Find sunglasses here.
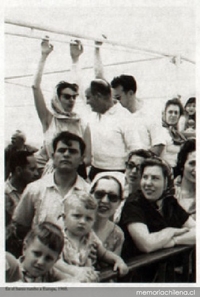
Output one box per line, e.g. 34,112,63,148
126,162,141,171
94,190,119,203
61,93,78,100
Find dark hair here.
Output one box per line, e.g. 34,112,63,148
127,149,154,163
55,81,79,98
52,131,86,155
111,75,137,94
164,98,184,116
185,97,196,108
24,222,64,255
176,139,196,177
90,79,111,98
90,175,123,201
140,158,172,188
9,151,34,174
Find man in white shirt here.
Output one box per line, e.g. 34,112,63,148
111,74,165,156
85,79,142,180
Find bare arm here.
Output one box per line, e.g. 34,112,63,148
82,124,91,166
32,38,53,132
127,222,189,253
97,245,129,276
94,41,105,79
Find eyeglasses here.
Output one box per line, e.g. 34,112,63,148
94,190,119,203
61,94,78,100
126,162,141,171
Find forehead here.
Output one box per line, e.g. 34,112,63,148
69,205,95,217
166,104,180,112
129,155,145,165
186,151,196,162
96,178,120,193
143,165,164,176
112,85,124,94
26,237,58,257
55,140,80,151
61,87,76,95
25,156,37,167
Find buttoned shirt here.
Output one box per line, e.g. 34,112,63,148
89,102,142,170
13,172,90,230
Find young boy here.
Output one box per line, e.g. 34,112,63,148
55,192,129,282
17,221,75,282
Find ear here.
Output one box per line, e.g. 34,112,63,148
15,166,23,176
22,242,27,254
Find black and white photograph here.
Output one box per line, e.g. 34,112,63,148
2,0,198,291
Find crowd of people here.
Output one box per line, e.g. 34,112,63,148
5,39,196,283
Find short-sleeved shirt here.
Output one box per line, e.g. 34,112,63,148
13,172,90,231
119,192,189,260
89,102,142,170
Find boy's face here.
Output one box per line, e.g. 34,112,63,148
65,204,96,238
22,237,59,277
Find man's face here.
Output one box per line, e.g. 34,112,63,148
112,85,130,109
165,104,180,125
53,140,83,172
59,87,78,113
11,135,24,148
22,237,59,278
85,88,103,113
21,156,39,184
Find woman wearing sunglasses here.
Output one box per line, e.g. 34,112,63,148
90,172,125,257
32,38,91,178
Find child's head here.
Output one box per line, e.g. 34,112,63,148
64,192,97,238
22,222,64,277
185,97,196,116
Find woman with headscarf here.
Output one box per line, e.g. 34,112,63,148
160,98,186,177
90,171,125,256
32,38,91,178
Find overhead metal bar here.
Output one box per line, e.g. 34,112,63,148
5,18,172,58
5,57,165,81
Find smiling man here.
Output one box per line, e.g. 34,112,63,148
12,131,90,245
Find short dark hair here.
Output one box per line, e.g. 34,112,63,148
185,97,196,108
52,131,86,155
164,98,184,116
24,222,64,255
55,81,79,98
90,175,123,201
90,79,111,98
111,75,137,94
177,139,196,177
9,151,34,174
127,149,154,163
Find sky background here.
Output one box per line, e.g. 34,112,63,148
4,0,196,147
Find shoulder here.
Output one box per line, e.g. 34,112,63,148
25,144,38,153
75,175,90,192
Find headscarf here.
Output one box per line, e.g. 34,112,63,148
51,92,80,122
90,171,125,199
162,113,186,145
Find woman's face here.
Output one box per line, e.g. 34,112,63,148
93,178,121,219
141,165,167,201
59,87,78,112
185,103,195,116
165,104,180,125
125,155,145,191
183,151,196,183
